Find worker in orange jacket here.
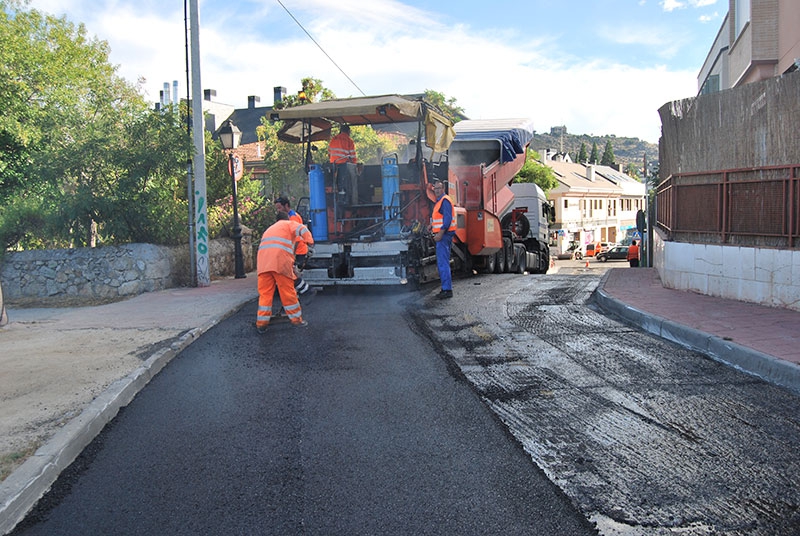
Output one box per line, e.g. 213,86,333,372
329,124,359,205
256,211,314,332
627,239,640,268
328,124,357,164
273,197,315,300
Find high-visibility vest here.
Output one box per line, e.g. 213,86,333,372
627,243,640,261
288,210,310,255
431,195,457,233
329,133,357,164
257,220,314,278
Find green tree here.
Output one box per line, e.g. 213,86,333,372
589,142,599,164
1,1,195,249
515,150,559,192
624,162,641,180
577,142,588,164
423,89,465,123
600,140,615,166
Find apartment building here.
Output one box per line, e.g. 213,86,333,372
543,154,646,255
699,0,800,94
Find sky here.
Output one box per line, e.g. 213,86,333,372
26,0,725,144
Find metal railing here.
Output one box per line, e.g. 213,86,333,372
656,165,800,248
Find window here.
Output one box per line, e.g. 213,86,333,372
735,0,750,38
700,75,720,95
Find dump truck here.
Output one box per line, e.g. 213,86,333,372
273,94,550,287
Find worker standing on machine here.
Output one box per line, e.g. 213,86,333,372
329,124,359,205
431,180,456,299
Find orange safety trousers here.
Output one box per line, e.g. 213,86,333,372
257,271,304,328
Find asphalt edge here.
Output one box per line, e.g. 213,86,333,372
0,300,252,535
593,270,800,396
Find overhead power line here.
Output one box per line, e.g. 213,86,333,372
276,0,366,96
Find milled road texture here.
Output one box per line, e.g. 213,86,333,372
413,273,800,535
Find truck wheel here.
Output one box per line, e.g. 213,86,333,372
494,249,505,273
516,249,527,274
484,254,496,274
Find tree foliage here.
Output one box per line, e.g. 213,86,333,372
0,1,192,249
577,142,588,164
589,142,599,164
600,140,615,166
514,150,559,192
423,89,465,123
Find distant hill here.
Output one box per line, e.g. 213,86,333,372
531,128,658,176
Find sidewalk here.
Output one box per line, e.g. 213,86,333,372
596,267,800,394
2,269,800,533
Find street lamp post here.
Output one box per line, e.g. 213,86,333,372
218,119,246,279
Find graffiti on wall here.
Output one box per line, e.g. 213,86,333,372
195,190,210,286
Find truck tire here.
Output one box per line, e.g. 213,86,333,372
500,213,530,238
494,248,505,273
503,238,514,273
483,253,496,274
516,248,527,274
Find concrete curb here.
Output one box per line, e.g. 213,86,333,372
0,302,250,535
593,271,800,396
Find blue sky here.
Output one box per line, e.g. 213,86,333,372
28,0,724,143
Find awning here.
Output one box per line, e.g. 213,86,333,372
275,94,456,152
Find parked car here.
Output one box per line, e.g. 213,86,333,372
596,245,629,262
586,242,614,257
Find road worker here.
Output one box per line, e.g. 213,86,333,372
256,211,314,331
329,124,359,205
273,197,315,301
627,239,640,268
431,180,456,299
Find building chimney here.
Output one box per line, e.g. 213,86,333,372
248,95,261,109
586,165,596,182
274,86,286,105
204,89,217,101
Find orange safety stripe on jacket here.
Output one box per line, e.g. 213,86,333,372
289,211,310,255
329,133,357,164
257,220,314,278
431,195,457,233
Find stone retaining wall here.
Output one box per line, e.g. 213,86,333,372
0,236,255,307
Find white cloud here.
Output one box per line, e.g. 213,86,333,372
26,0,699,143
661,0,685,11
699,11,720,23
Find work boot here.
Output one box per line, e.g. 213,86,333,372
291,319,308,327
436,290,453,299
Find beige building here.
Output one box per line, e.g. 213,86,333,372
699,0,800,94
544,153,646,255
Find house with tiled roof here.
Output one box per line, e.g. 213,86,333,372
544,153,646,255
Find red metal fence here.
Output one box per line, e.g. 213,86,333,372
656,165,800,248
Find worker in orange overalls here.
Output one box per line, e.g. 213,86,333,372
329,124,359,205
274,196,315,299
256,211,314,332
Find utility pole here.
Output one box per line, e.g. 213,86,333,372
189,0,210,286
